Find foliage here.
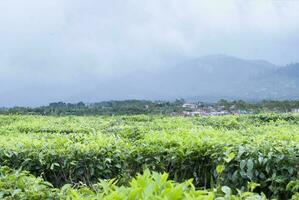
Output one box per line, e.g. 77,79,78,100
0,114,298,199
0,166,268,200
0,100,185,116
2,99,299,116
0,166,57,199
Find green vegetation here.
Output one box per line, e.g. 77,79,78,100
0,114,298,199
1,99,299,116
216,99,299,113
0,167,267,200
0,100,185,116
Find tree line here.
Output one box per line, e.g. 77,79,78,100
0,100,185,116
0,99,299,116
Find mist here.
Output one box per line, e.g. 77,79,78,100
0,0,299,106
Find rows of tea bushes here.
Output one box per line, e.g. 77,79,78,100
0,114,298,199
0,166,271,200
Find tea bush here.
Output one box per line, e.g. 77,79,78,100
0,166,268,200
0,114,298,199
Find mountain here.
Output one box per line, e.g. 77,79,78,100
148,55,281,99
93,55,299,101
276,63,299,78
252,63,299,100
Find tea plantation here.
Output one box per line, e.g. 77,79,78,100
0,114,298,199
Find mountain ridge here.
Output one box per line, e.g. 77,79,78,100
92,55,299,101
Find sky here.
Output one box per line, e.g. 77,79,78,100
0,0,299,106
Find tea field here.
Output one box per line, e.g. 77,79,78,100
0,114,298,199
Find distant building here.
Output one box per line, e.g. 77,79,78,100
182,111,191,116
182,103,197,109
190,111,202,116
292,108,299,113
209,111,229,116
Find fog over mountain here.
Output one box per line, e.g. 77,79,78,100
0,0,299,106
89,55,299,101
1,54,299,106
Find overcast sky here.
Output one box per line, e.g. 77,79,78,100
0,0,299,106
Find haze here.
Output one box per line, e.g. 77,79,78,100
1,0,299,106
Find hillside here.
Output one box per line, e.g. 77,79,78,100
101,55,299,101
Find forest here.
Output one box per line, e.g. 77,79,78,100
1,99,299,116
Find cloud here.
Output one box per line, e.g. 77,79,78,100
0,0,298,106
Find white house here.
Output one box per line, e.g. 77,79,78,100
292,108,299,113
182,103,197,109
